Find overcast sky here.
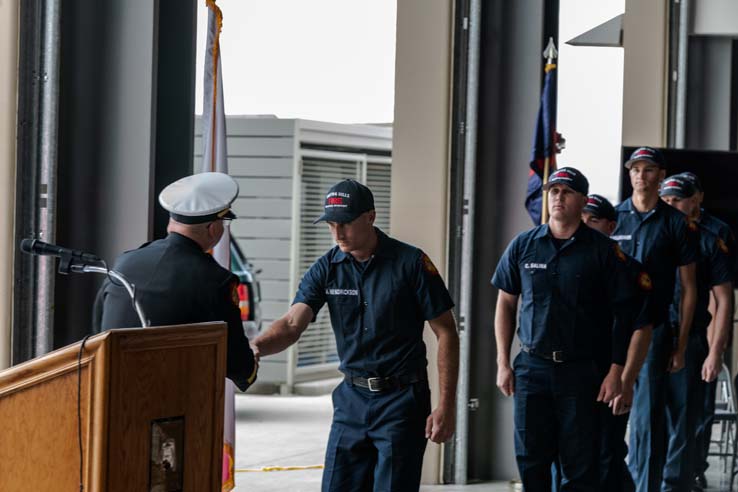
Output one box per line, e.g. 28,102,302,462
558,0,625,202
195,0,397,124
196,0,626,199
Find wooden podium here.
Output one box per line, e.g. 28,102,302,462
0,323,227,491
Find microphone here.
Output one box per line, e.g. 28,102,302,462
20,239,102,264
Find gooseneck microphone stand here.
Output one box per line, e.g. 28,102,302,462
69,264,149,328
20,238,150,328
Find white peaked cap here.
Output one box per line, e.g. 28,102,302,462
159,172,239,223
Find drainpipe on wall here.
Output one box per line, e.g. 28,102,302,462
13,0,61,363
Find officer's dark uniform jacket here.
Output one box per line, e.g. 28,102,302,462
669,222,733,338
492,223,650,365
612,198,699,326
94,232,257,391
293,228,454,378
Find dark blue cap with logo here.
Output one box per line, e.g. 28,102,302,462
659,174,697,199
625,146,667,169
679,171,703,192
583,194,617,222
543,167,589,196
313,179,375,224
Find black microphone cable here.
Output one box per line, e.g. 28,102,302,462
77,334,92,492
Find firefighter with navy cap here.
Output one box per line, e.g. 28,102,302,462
582,193,654,492
493,167,650,491
251,179,459,492
658,175,733,492
678,171,736,490
612,148,699,492
94,172,257,391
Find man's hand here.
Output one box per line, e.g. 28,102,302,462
668,348,686,373
597,365,622,404
496,364,514,397
702,352,722,382
250,343,261,364
425,405,456,443
611,382,634,415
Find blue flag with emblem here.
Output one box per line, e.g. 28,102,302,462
525,59,558,225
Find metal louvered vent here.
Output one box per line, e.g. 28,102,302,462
295,152,392,371
366,159,392,232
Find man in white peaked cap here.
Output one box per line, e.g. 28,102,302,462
94,172,257,390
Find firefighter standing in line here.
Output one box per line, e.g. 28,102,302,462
612,147,699,492
659,174,733,492
678,171,736,491
494,168,649,491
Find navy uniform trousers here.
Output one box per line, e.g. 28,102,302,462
514,352,600,492
552,381,635,492
322,379,431,492
694,379,718,479
629,324,672,492
662,334,708,491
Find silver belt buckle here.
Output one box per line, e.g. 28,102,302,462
367,377,382,392
552,351,564,363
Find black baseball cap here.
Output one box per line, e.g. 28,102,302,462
679,171,703,192
543,167,589,196
313,179,375,224
659,174,697,199
583,194,617,222
625,147,667,169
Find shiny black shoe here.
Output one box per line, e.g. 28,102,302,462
695,472,707,490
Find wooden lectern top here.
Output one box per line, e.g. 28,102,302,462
0,322,228,492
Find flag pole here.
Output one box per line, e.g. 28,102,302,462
540,37,558,225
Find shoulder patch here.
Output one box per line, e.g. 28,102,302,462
613,243,627,263
230,281,240,307
717,237,730,255
637,271,653,292
421,253,439,276
685,216,698,233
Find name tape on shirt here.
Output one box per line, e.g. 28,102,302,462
325,288,359,296
611,235,632,241
524,263,547,270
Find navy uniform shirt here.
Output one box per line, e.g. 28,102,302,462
293,228,455,377
612,198,699,326
491,223,650,365
604,252,654,371
94,233,257,391
700,210,737,282
669,222,733,337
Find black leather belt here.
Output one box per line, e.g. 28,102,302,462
345,370,427,393
520,344,568,363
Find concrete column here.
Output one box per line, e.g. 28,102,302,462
622,0,669,147
391,0,453,484
0,0,20,369
53,0,158,346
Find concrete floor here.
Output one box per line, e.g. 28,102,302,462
232,392,732,491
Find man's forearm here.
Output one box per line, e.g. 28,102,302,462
710,284,733,356
622,327,652,387
437,330,460,410
678,286,696,352
495,304,516,367
253,318,301,356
